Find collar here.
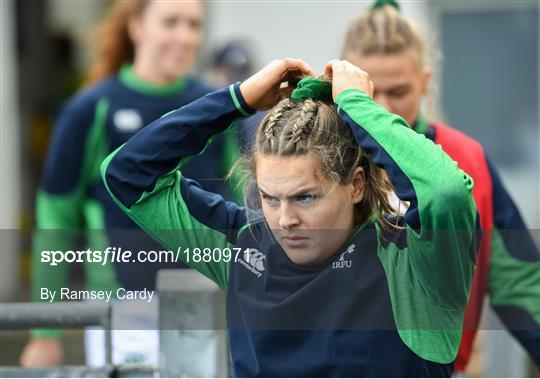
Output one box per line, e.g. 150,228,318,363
118,63,187,97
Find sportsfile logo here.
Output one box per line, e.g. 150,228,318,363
238,248,266,278
332,244,355,269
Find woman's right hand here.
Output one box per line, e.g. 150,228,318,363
324,59,374,101
20,338,64,367
240,58,316,111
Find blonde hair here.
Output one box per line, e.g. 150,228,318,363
341,4,444,125
230,78,397,229
341,4,426,69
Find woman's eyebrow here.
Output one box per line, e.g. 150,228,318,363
287,187,318,198
375,83,410,96
258,188,274,197
387,83,411,93
258,186,319,199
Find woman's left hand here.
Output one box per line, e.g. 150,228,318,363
324,59,374,101
240,58,316,111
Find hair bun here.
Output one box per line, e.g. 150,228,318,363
290,77,333,103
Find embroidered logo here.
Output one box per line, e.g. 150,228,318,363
332,244,355,269
114,109,143,132
238,248,265,278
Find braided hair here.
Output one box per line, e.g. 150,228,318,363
341,4,427,70
229,76,398,229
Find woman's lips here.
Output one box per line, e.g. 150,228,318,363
281,236,310,248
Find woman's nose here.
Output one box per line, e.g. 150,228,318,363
278,204,300,230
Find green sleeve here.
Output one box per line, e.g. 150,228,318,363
336,89,477,308
101,154,234,291
336,89,478,363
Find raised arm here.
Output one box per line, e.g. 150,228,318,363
327,60,478,310
100,84,251,290
101,59,316,290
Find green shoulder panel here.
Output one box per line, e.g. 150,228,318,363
376,227,465,364
101,154,232,292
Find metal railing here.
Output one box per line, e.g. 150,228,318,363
0,269,228,378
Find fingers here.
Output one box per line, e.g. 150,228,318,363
247,58,373,108
324,59,373,100
325,59,371,83
324,59,350,77
326,59,367,75
274,58,316,99
273,58,316,79
271,58,369,81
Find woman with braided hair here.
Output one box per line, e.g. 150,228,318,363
101,58,478,376
341,1,540,373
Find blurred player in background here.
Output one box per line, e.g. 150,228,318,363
20,0,238,367
211,39,255,86
207,39,261,198
209,40,264,161
341,0,540,373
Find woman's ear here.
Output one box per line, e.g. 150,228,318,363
127,16,142,46
421,67,432,96
351,167,366,204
